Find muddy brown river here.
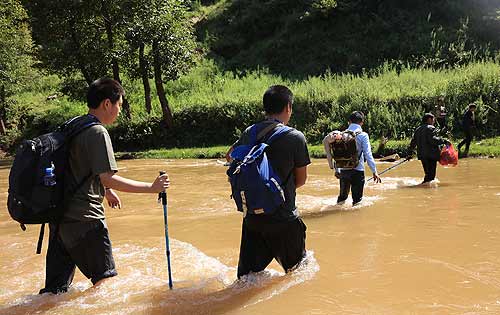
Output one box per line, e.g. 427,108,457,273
1,158,500,315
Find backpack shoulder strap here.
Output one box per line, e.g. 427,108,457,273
248,122,281,145
61,115,101,140
257,122,280,141
265,125,292,145
344,129,363,160
344,129,362,137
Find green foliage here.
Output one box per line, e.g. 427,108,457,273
0,0,33,89
118,136,500,159
4,60,500,153
22,0,113,82
311,0,337,15
125,0,197,81
115,145,228,159
197,0,500,77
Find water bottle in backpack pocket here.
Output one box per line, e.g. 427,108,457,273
227,124,291,215
7,115,100,253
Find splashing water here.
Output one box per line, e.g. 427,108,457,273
0,239,319,315
298,195,383,217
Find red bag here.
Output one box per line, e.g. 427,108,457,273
439,144,458,166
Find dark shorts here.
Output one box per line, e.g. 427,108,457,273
237,216,307,278
40,220,117,294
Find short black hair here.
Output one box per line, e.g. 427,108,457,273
263,85,293,114
87,78,125,109
349,111,364,124
422,112,435,123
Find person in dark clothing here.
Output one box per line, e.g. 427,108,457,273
457,103,477,157
409,113,450,183
434,97,448,135
226,85,310,278
40,78,170,294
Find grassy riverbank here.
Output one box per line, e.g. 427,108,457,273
114,136,500,160
3,61,500,154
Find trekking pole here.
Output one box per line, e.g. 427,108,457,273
158,171,173,289
367,157,411,182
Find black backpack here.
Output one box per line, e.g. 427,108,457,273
7,115,100,253
328,130,362,169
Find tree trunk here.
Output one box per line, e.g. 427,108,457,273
69,18,92,85
0,85,6,134
101,0,131,119
152,40,173,128
139,43,152,114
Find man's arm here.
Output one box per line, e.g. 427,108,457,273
409,131,417,152
361,134,377,174
225,145,234,162
323,133,334,170
100,172,169,193
294,166,307,189
427,127,448,146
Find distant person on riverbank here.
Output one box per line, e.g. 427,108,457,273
434,97,448,135
408,113,450,184
457,103,477,157
225,85,310,278
40,78,170,294
323,111,381,206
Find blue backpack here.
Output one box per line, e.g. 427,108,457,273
227,123,292,215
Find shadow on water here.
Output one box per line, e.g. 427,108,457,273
0,287,99,315
0,278,284,315
143,276,289,315
0,275,292,315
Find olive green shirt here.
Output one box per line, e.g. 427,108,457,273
63,124,118,222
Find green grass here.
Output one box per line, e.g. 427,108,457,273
2,136,498,161
115,146,229,159
464,137,500,157
4,59,500,152
113,137,500,159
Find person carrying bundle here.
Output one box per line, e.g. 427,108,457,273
323,111,381,206
408,113,451,184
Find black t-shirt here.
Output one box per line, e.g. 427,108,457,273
462,110,475,129
233,120,311,221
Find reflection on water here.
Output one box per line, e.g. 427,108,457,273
1,158,500,315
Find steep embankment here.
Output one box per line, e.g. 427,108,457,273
196,0,500,77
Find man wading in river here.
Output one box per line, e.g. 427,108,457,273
408,112,450,184
323,111,381,206
226,85,310,278
40,78,170,294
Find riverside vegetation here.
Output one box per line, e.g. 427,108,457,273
3,60,500,158
1,0,500,159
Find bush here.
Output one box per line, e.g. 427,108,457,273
3,60,500,153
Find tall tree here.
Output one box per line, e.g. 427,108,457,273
98,0,131,118
23,0,131,117
23,1,107,83
124,0,196,127
0,0,33,134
